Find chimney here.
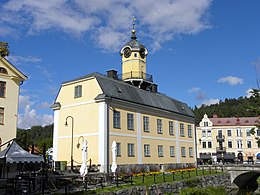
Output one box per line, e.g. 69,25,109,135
150,84,158,93
213,114,218,118
107,69,118,79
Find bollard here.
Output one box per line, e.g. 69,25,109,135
172,172,175,181
153,174,156,183
181,171,184,179
142,174,145,183
130,175,133,185
163,172,166,182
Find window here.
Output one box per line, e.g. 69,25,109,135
116,143,121,157
257,129,260,137
218,130,223,137
202,142,206,148
227,130,232,137
237,140,242,148
0,107,4,125
157,119,162,134
143,116,149,132
180,123,185,137
208,141,212,148
188,125,192,138
189,147,193,157
158,145,164,157
202,130,206,137
0,81,6,98
127,113,134,130
128,143,135,157
236,128,242,137
74,85,82,98
134,53,137,57
181,147,186,157
246,129,251,137
170,146,175,157
207,130,212,137
169,121,174,135
228,141,232,148
204,122,208,127
247,141,252,148
144,144,150,157
0,67,8,74
113,111,120,128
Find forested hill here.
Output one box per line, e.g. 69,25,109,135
17,124,53,151
192,95,259,125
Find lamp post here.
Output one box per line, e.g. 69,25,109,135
65,116,74,170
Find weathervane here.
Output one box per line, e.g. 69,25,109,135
132,16,137,31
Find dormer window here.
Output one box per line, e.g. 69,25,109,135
74,85,82,98
134,53,137,57
204,122,208,127
0,67,7,74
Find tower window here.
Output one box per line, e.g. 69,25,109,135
74,85,82,98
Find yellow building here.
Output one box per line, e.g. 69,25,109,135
197,114,260,163
52,29,195,172
0,56,27,149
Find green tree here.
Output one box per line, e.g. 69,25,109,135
0,42,10,57
249,89,260,146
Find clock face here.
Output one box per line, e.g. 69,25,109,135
123,47,131,58
139,48,146,59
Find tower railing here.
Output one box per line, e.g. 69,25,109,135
118,71,153,82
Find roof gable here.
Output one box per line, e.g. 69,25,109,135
0,57,27,81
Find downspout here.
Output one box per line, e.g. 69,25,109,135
105,96,112,174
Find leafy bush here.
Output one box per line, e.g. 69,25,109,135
180,186,226,195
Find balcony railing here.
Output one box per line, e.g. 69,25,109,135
216,135,225,142
118,71,153,82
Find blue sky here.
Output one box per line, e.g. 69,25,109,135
1,0,260,129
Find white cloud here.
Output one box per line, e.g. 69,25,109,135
1,0,213,52
199,98,220,107
188,87,200,94
18,105,53,129
217,76,243,86
18,95,53,129
7,55,42,65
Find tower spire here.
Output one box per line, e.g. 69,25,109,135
131,16,137,40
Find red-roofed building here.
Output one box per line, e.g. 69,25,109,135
196,114,260,164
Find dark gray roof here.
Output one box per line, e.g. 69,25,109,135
63,73,194,118
125,39,145,51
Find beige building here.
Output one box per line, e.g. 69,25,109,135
0,56,27,149
197,114,260,163
52,29,195,172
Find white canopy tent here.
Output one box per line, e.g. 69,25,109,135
0,141,44,163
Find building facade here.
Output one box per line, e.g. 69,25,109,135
0,56,27,150
197,114,260,163
52,29,195,172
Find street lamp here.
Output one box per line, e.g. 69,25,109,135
65,116,74,170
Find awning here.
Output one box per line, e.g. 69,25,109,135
199,153,211,159
0,141,44,163
224,153,235,160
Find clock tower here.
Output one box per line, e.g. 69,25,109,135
119,19,155,91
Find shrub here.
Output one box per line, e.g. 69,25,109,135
180,186,227,195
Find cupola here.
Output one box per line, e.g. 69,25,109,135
119,17,155,91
